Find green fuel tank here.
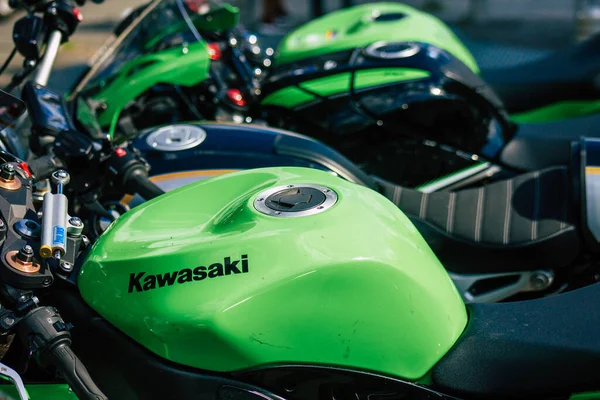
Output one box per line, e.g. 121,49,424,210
276,2,478,72
78,167,467,381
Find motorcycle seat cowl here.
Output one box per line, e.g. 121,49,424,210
500,112,600,171
376,167,579,274
431,282,600,398
482,33,600,113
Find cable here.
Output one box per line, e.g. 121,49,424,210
0,48,17,78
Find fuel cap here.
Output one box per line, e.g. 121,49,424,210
254,184,338,217
364,41,420,60
145,124,207,151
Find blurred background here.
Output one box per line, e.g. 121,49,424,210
0,0,598,91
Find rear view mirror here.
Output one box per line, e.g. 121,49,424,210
0,90,26,131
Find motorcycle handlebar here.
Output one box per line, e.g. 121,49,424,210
122,168,165,200
49,343,108,400
17,307,108,400
32,30,62,87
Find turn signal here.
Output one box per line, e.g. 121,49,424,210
227,89,246,107
207,43,222,61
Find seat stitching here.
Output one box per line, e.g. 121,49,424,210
420,193,428,219
475,187,484,243
447,192,456,233
560,172,567,230
503,180,512,245
393,185,403,206
532,171,540,241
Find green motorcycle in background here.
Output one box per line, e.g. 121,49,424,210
273,1,600,125
70,0,600,191
79,0,600,126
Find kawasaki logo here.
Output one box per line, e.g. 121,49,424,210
128,255,248,293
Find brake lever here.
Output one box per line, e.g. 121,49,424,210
0,362,28,400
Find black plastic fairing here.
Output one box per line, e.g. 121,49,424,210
21,83,76,138
42,289,287,400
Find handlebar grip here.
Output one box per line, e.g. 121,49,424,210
123,169,165,200
49,343,108,400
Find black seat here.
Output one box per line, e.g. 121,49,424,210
481,34,600,113
500,112,600,171
431,282,600,398
375,167,580,274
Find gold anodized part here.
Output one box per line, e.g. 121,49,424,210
39,245,52,259
5,250,40,274
0,176,22,191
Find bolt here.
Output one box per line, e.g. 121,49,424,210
69,217,83,227
324,189,330,193
530,271,553,290
287,185,294,188
17,245,34,263
42,277,52,286
17,295,27,303
0,219,5,228
3,317,13,327
59,261,73,273
81,235,90,248
275,211,282,215
0,164,15,181
317,206,324,209
257,198,264,202
56,170,68,179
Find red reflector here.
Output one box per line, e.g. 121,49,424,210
17,162,31,178
207,43,221,61
73,8,83,22
227,89,246,107
115,148,127,158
